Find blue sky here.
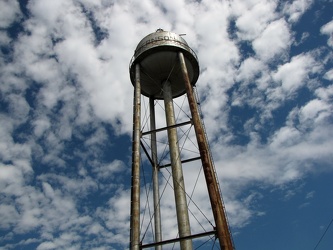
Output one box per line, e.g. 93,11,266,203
0,0,333,249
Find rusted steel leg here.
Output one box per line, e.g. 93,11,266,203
130,63,141,250
179,52,234,250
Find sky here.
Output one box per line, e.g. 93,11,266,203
0,0,333,249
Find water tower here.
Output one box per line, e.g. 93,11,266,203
129,29,234,250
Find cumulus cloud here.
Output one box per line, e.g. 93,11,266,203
252,18,292,61
0,0,21,28
272,53,320,94
282,0,314,23
236,57,266,83
321,20,333,47
232,0,278,41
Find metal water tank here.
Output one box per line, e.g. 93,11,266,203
129,29,199,99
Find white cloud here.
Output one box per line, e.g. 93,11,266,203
315,84,333,101
215,118,333,188
7,93,30,121
294,31,310,46
270,126,302,149
0,0,21,28
96,189,131,245
0,204,20,230
0,118,33,174
212,75,333,192
37,241,57,250
0,164,25,193
232,0,278,41
321,20,333,47
282,0,314,23
33,118,51,138
92,159,126,180
28,0,84,37
0,31,11,45
272,53,321,94
252,18,292,61
236,57,266,83
299,99,330,122
305,191,315,199
324,68,333,80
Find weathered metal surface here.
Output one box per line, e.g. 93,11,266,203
141,120,192,136
129,29,199,99
130,63,141,250
149,97,162,250
159,156,201,169
129,30,234,250
141,230,216,249
133,29,195,60
179,52,234,250
163,80,192,250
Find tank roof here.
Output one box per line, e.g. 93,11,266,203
129,30,199,99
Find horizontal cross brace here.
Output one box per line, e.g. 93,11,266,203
159,156,201,169
140,230,216,249
141,120,192,136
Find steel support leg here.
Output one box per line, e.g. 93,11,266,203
178,52,234,250
130,63,141,250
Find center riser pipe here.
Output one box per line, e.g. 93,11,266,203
149,97,162,250
163,80,193,250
